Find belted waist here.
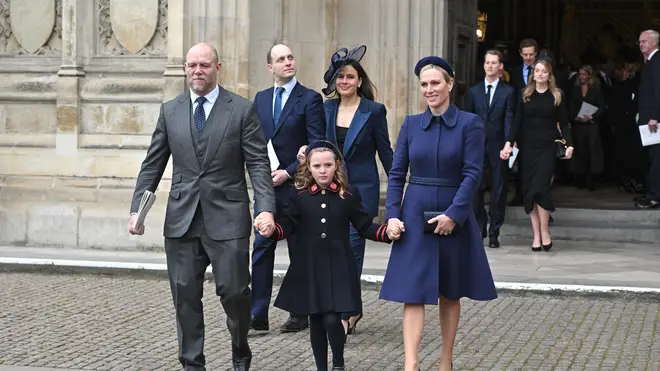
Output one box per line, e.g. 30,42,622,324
408,176,462,187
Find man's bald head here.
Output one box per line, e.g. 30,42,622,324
185,42,221,96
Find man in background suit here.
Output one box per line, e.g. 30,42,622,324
466,50,515,248
636,29,660,209
250,42,326,332
507,38,537,206
129,42,275,371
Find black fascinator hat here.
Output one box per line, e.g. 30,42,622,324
322,45,367,95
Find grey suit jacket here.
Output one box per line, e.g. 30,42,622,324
130,85,276,240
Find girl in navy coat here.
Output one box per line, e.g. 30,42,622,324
380,57,497,371
300,45,394,334
256,140,392,371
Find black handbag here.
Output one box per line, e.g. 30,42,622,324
554,139,567,159
423,211,457,235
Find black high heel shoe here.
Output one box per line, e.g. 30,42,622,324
532,245,542,252
542,241,553,252
346,313,363,335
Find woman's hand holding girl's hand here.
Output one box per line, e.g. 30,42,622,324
386,218,405,240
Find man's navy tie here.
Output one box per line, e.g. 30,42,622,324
486,84,492,109
273,86,285,127
194,96,207,132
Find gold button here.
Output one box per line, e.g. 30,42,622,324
321,233,326,238
321,203,326,208
321,190,326,195
321,218,326,223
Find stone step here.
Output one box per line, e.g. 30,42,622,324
505,206,660,226
500,219,660,244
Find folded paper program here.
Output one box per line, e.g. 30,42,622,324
135,190,156,229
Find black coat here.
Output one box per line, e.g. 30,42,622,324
270,183,391,315
638,52,660,125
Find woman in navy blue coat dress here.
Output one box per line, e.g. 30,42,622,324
380,57,497,371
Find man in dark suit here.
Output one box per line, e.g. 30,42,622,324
636,30,660,209
250,42,326,332
128,42,275,371
466,50,515,248
507,38,537,206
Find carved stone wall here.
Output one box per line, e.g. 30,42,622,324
0,0,464,249
0,0,62,55
97,0,167,56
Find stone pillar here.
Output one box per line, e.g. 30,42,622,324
163,0,187,102
56,0,86,155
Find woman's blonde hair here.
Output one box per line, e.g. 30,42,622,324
521,59,562,106
573,65,600,88
294,147,349,198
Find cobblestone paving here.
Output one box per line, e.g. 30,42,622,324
0,273,658,371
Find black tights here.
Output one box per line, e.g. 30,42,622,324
309,312,345,371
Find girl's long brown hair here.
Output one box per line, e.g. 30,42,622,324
295,148,349,198
521,59,562,106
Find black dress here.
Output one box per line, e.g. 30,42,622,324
508,89,573,213
270,182,390,315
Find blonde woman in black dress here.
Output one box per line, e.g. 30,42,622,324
500,58,573,252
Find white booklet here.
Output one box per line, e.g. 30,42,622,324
135,190,156,229
508,146,519,169
267,140,280,171
639,125,660,147
576,102,599,120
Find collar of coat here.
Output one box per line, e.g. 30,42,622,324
309,182,339,194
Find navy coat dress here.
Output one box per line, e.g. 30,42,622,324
270,183,391,315
379,104,498,304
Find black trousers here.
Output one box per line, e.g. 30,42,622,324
165,227,252,370
572,123,604,176
474,143,509,238
647,143,660,201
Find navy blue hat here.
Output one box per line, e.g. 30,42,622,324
414,56,455,78
322,45,367,95
305,140,341,157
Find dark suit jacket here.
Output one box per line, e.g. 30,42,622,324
130,86,275,240
638,51,660,125
325,98,393,217
508,64,532,99
254,81,325,177
465,80,515,149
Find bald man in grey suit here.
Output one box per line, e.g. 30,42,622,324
129,42,275,371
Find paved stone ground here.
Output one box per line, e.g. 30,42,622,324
0,273,659,371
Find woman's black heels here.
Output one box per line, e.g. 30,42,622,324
346,313,363,335
532,245,542,252
542,241,553,252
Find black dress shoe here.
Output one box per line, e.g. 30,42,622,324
635,199,660,209
232,350,252,371
280,316,309,333
331,367,346,370
488,237,500,248
250,317,269,331
532,245,542,252
633,194,648,202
